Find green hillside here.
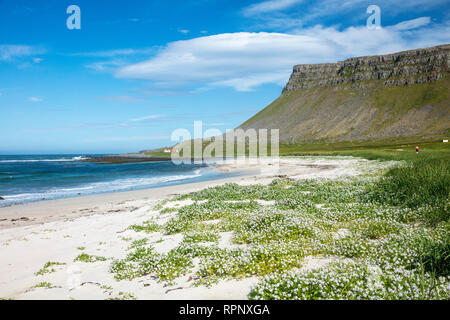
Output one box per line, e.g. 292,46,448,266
241,74,450,145
240,45,450,146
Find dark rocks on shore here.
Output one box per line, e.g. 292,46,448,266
11,217,30,222
0,196,4,200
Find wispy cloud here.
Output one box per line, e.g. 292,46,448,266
128,115,161,122
114,20,450,92
178,29,190,35
288,0,448,24
243,0,448,30
115,32,329,91
86,59,128,73
389,17,431,31
0,45,45,62
28,97,43,102
243,0,304,16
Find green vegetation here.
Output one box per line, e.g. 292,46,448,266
240,74,449,144
74,253,107,263
35,262,66,276
109,158,449,299
142,151,171,158
109,291,138,300
280,141,450,162
364,158,449,225
128,220,161,233
417,235,449,277
31,282,53,289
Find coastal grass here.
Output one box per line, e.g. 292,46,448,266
31,282,53,289
35,262,66,276
110,160,449,299
279,141,450,162
74,253,107,263
363,157,449,225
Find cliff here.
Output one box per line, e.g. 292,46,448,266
240,44,450,144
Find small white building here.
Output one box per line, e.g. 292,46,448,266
443,140,448,143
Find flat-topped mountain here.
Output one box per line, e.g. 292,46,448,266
240,44,450,144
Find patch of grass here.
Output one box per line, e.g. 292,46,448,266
110,246,193,283
128,220,161,233
348,219,403,240
160,207,178,214
35,262,66,276
183,231,220,244
416,235,450,277
128,238,148,249
364,158,449,225
31,282,53,289
110,291,137,300
74,253,107,263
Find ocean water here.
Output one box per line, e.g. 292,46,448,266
0,155,236,207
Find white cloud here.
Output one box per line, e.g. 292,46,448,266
243,0,304,16
116,32,332,91
114,21,450,92
86,59,128,72
32,57,43,63
178,29,190,35
28,97,43,102
128,115,161,122
390,17,431,31
295,0,448,24
0,45,45,62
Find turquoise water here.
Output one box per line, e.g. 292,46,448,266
0,155,234,207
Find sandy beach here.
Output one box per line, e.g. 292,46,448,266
0,157,372,300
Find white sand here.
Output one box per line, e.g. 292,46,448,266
0,156,372,300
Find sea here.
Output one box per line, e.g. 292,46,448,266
0,155,238,207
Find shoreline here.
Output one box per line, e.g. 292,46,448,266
0,171,256,230
0,156,380,300
0,158,238,216
0,156,362,230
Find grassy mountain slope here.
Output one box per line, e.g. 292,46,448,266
240,45,450,145
240,75,449,144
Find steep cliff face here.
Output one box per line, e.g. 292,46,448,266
241,44,450,144
283,45,449,91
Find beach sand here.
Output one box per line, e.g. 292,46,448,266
0,157,370,300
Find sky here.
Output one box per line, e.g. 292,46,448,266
0,0,449,154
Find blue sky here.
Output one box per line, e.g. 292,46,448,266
1,0,449,154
